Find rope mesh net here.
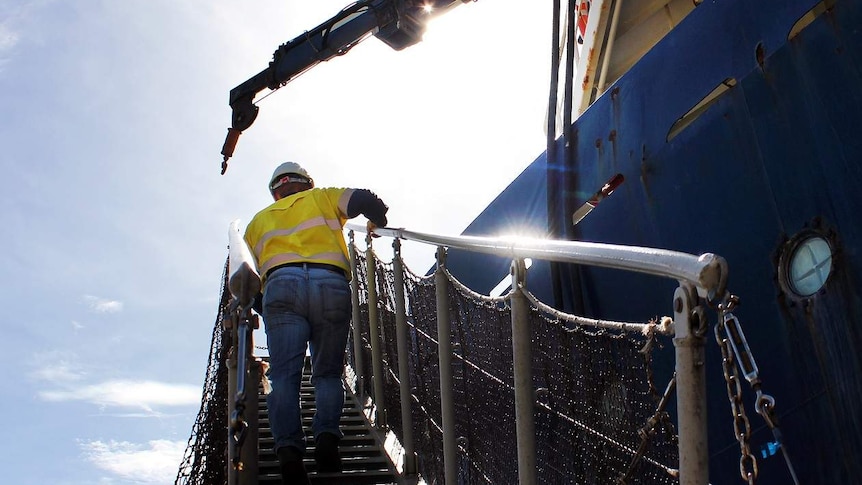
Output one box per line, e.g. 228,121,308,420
347,247,679,485
174,257,231,485
177,245,680,484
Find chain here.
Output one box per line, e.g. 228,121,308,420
714,296,758,484
716,295,799,485
713,294,801,484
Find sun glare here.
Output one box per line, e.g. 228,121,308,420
497,231,545,244
423,4,434,14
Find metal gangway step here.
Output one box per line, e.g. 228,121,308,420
256,358,401,485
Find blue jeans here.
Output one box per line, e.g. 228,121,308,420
262,265,352,454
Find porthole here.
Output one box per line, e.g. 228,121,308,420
779,233,833,298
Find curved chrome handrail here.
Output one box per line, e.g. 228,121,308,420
346,223,727,300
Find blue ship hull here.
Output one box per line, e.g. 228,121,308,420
446,0,862,483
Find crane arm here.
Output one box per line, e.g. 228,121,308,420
221,0,473,174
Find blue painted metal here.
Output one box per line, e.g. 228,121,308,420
448,0,862,483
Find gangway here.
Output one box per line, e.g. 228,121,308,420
257,356,403,484
176,221,784,485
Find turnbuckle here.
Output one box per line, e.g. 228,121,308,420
722,311,760,385
715,294,800,485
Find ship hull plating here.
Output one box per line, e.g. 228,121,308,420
447,0,862,483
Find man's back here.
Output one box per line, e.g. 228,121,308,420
245,187,355,279
246,161,389,485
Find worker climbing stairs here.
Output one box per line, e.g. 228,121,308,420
178,221,758,484
256,357,404,485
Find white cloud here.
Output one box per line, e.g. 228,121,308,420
39,379,200,413
83,295,124,313
31,361,86,383
81,439,186,484
29,350,86,382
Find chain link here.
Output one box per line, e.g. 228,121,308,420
714,299,759,484
713,293,801,484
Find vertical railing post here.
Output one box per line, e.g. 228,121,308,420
435,246,458,484
226,312,260,485
227,322,239,485
348,231,366,399
392,239,418,476
226,221,261,485
673,283,709,485
510,258,537,485
365,232,388,428
241,357,260,485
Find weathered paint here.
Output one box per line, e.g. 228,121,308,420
447,0,862,483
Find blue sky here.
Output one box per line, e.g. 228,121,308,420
0,1,551,482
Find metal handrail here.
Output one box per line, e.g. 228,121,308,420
348,222,718,485
346,223,727,299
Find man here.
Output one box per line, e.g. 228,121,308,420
244,161,389,484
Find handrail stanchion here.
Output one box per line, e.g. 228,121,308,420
435,246,458,485
365,232,388,428
348,231,366,400
347,222,727,485
510,258,537,485
227,312,261,485
226,320,241,485
227,220,262,485
393,239,418,476
245,355,260,485
673,283,709,485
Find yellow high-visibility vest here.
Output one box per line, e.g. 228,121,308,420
244,187,355,282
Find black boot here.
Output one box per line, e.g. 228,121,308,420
314,432,342,473
276,446,310,485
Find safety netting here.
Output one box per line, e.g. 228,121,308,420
347,247,680,485
177,246,680,485
174,258,231,485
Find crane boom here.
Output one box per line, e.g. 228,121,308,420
221,0,473,174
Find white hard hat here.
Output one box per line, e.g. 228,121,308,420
269,161,311,188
